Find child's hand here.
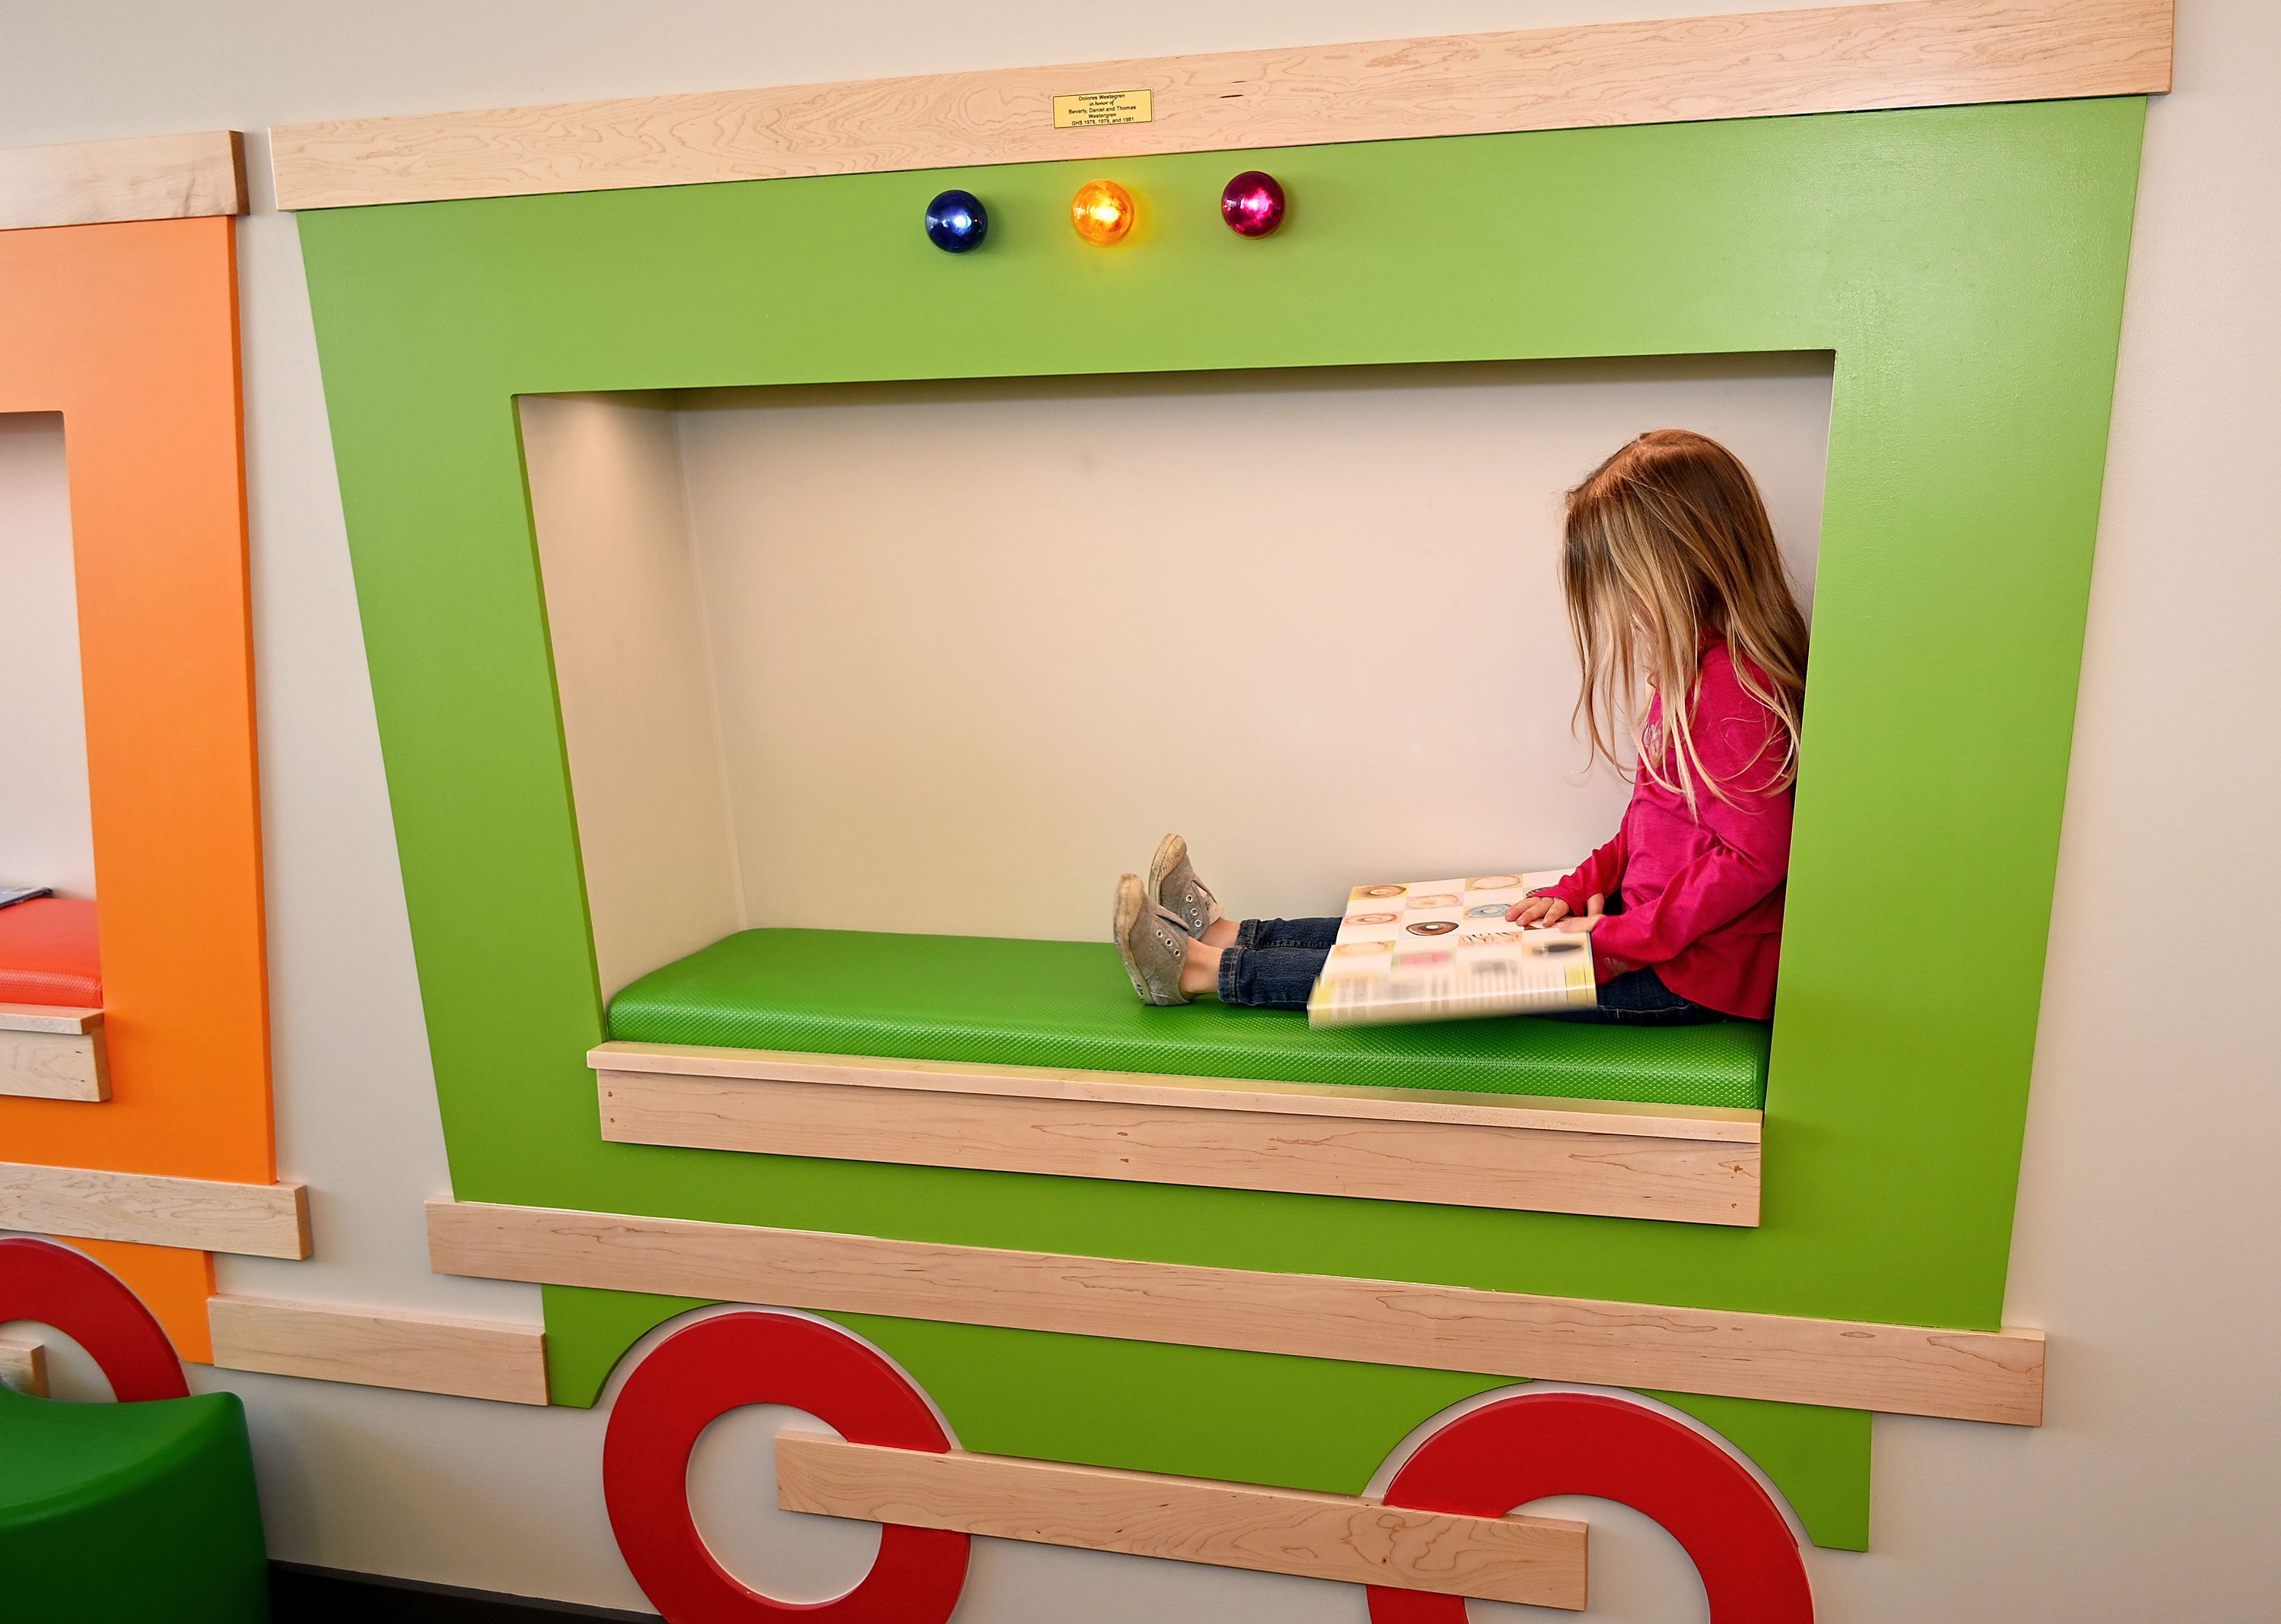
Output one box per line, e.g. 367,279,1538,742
1507,893,1572,928
1557,893,1608,934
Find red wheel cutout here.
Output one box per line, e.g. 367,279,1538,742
1368,1392,1813,1622
602,1311,969,1622
0,1235,186,1400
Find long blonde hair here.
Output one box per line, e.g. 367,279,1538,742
1562,430,1809,810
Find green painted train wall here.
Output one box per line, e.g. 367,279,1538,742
298,97,2145,1552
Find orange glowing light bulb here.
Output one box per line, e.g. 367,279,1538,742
1070,179,1137,245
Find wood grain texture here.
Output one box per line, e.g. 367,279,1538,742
598,1066,1759,1225
0,132,246,230
270,0,2172,211
0,1026,108,1102
0,1161,310,1258
591,1042,1763,1142
428,1200,2045,1423
776,1435,1588,1607
0,1003,103,1036
0,1334,47,1397
206,1295,548,1404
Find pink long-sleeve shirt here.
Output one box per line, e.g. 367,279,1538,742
1541,632,1793,1020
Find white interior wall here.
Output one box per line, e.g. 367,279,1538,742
2,3,2274,1621
0,412,96,899
522,393,743,998
674,359,1827,947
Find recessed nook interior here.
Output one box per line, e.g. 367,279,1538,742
0,411,94,899
521,356,1831,1000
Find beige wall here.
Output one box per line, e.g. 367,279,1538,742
680,360,1827,942
2,3,2275,1619
522,394,744,998
0,412,95,898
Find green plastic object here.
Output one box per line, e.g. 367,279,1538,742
0,1384,268,1623
609,928,1771,1109
300,98,2145,1554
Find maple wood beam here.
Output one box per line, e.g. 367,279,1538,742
0,1161,310,1258
0,1006,109,1102
207,1295,549,1404
271,0,2172,210
776,1435,1589,1607
595,1044,1761,1225
428,1199,2045,1423
0,132,246,230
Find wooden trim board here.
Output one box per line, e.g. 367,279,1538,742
0,1334,46,1397
0,1161,310,1258
591,1042,1762,1141
0,132,246,230
776,1435,1588,1607
270,0,2172,211
0,1025,109,1103
427,1200,2045,1423
0,1003,103,1036
596,1050,1759,1226
207,1295,549,1404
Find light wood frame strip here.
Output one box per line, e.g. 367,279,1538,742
206,1295,549,1404
0,132,246,231
427,1200,2044,1423
776,1435,1588,1607
1,1161,310,1259
592,1042,1762,1140
0,1334,47,1397
0,1022,108,1103
0,1003,103,1036
271,0,2172,211
595,1047,1759,1225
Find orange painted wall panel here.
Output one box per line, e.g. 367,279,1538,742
0,216,269,1185
65,1235,217,1363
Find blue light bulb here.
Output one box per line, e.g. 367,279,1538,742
924,189,988,253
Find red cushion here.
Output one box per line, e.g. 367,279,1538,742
0,897,103,1007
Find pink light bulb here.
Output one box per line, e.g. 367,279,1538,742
1220,171,1286,238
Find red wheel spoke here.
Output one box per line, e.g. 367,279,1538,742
602,1312,969,1622
1368,1392,1812,1622
0,1236,185,1401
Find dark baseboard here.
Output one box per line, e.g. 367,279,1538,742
268,1562,655,1622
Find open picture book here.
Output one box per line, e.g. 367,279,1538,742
1307,868,1597,1028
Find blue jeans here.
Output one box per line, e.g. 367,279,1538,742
1216,893,1737,1026
1217,916,1344,1010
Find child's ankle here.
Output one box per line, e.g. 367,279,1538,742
1178,940,1221,998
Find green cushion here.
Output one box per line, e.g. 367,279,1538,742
608,928,1768,1111
0,1385,268,1623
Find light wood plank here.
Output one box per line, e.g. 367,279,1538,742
0,1026,109,1102
0,1334,47,1397
776,1435,1588,1607
598,1067,1759,1225
590,1043,1762,1142
0,132,246,230
0,1003,103,1036
427,1200,2045,1424
206,1295,548,1404
271,0,2171,211
0,1161,310,1259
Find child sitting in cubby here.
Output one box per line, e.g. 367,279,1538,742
1113,429,1809,1026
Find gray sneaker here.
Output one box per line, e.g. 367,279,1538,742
1113,873,1191,1005
1147,833,1222,937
